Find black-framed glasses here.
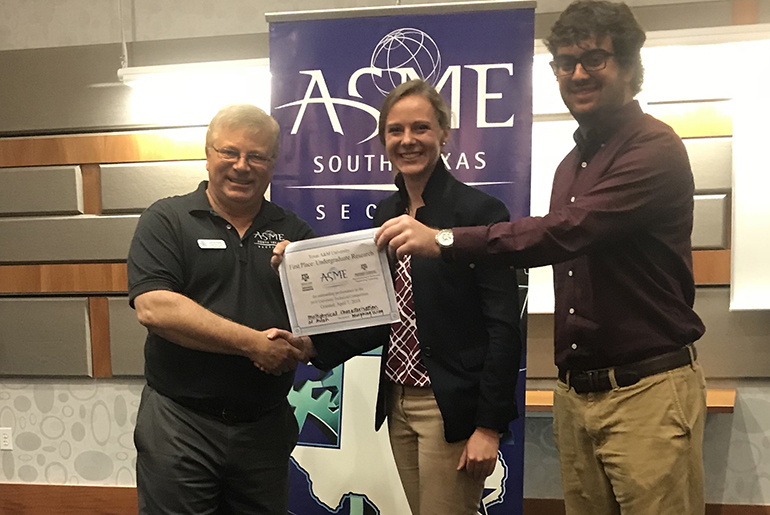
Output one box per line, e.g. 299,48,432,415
210,145,273,167
549,49,615,77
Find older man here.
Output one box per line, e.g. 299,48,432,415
128,104,311,514
375,2,707,514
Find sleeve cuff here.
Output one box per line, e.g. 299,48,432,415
452,225,491,261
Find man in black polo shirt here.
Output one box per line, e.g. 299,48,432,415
373,2,707,514
128,104,313,514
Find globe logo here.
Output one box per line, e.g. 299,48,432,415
370,28,442,96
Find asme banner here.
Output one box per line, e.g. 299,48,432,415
269,5,533,514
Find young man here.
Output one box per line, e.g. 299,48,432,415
374,2,707,513
128,104,312,514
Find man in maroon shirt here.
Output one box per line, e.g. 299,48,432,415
375,1,707,513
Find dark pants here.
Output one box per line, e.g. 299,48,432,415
135,385,299,515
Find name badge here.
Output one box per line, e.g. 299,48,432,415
198,239,227,249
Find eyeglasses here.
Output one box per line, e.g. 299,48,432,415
209,145,273,167
549,49,615,77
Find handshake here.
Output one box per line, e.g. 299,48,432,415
252,328,317,376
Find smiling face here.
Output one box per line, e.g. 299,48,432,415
384,94,449,181
205,125,275,216
556,37,634,126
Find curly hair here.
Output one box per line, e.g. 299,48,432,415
545,0,646,94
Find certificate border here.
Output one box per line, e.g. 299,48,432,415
279,228,400,335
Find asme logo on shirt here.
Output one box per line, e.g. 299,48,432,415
253,230,285,249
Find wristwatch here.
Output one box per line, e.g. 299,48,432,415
435,228,454,261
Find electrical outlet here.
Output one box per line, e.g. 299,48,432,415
0,428,12,450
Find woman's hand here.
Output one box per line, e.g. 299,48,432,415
457,427,500,481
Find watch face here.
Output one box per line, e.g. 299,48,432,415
437,229,453,247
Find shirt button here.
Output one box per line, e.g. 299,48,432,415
571,343,578,350
469,263,475,269
239,243,243,248
568,270,573,277
569,307,575,314
423,346,432,357
570,196,575,203
581,162,587,168
226,224,232,230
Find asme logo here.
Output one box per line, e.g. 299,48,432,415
253,230,285,249
320,268,348,282
274,27,515,144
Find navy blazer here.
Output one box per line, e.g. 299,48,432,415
313,162,522,442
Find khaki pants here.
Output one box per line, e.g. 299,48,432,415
553,362,707,515
387,383,485,515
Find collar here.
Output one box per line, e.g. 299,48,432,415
394,160,452,212
188,180,285,223
573,100,643,160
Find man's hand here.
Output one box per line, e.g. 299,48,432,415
457,427,500,482
248,331,303,376
271,240,291,274
266,328,316,364
374,215,440,259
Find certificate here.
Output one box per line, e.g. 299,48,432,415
279,228,400,335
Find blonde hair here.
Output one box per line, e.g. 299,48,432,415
377,79,451,146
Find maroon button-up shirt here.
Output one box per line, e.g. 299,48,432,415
454,101,705,371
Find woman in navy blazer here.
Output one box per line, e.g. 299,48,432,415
279,80,522,515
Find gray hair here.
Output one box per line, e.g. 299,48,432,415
206,104,280,157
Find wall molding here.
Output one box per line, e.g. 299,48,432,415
526,388,736,413
0,484,137,515
0,485,767,515
525,498,770,514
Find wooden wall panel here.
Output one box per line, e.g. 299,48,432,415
523,499,770,515
0,485,765,515
89,297,112,378
80,163,102,215
0,484,138,515
524,498,565,515
525,389,735,413
0,127,206,168
732,0,759,24
0,263,128,294
693,250,731,285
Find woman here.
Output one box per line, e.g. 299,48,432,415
278,79,522,515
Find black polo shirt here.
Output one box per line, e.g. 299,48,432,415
128,181,314,411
